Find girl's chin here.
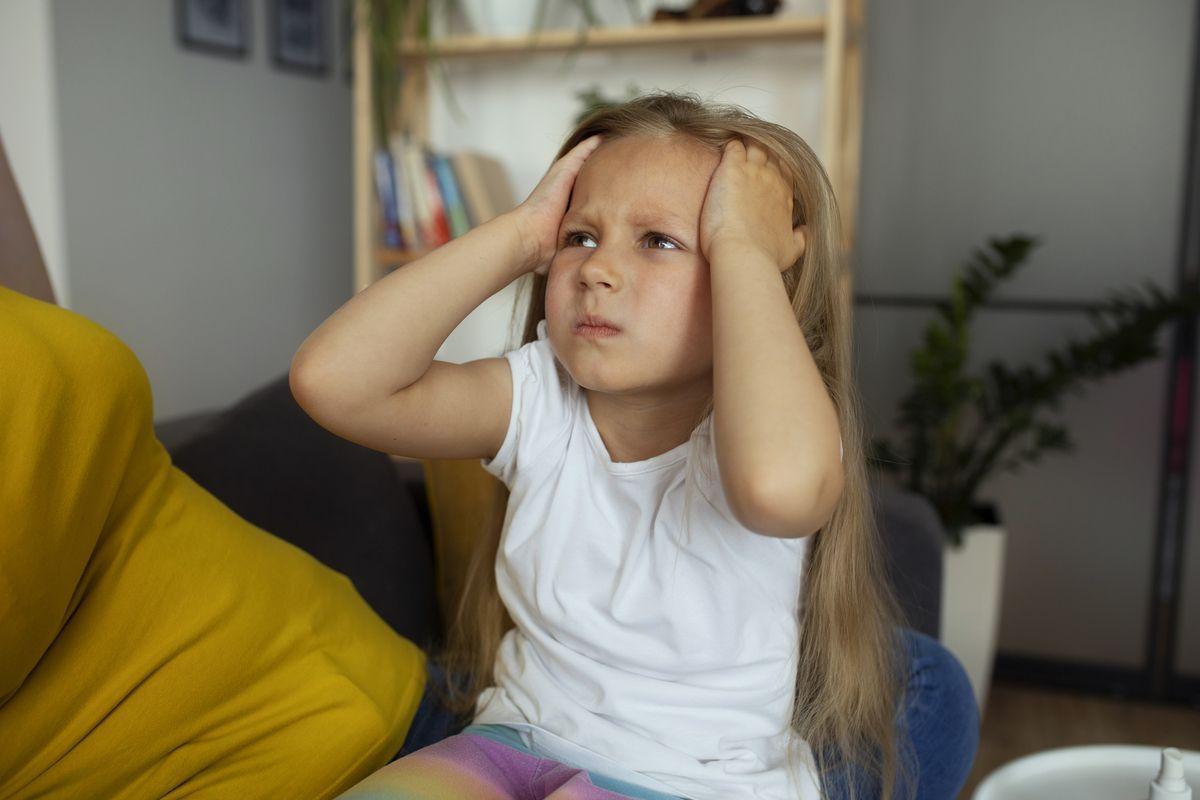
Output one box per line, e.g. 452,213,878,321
558,358,623,393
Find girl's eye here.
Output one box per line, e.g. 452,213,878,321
561,229,679,250
561,230,592,248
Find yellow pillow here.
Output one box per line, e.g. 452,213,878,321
0,285,426,799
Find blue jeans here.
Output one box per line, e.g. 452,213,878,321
394,627,980,800
815,627,980,799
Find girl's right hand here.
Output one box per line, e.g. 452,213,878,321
510,134,605,277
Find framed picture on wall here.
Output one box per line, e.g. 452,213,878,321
177,0,250,58
270,0,330,76
341,0,354,85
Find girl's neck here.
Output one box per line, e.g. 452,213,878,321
584,383,710,464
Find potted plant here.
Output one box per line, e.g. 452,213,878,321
869,233,1200,714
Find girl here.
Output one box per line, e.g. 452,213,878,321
291,91,979,800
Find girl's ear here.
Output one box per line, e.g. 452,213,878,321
787,224,808,270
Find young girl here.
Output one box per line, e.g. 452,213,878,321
292,91,979,800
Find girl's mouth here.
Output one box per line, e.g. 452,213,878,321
575,324,622,338
574,312,622,337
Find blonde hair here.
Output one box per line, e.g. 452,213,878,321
430,89,916,800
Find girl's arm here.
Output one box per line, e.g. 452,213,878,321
291,211,532,410
288,135,603,458
708,245,844,540
699,137,843,539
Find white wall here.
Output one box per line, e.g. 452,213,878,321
49,0,353,421
0,0,70,306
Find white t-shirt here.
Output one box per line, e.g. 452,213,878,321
473,318,824,800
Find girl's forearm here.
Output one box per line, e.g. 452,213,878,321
291,211,533,412
709,247,843,537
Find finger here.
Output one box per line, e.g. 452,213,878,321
575,134,604,155
555,135,603,171
744,139,768,165
549,136,603,185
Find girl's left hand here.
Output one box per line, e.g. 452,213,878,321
698,137,807,272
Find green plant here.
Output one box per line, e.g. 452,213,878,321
363,0,462,144
363,0,640,145
572,82,645,126
869,234,1200,547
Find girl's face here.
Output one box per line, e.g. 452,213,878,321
544,134,721,399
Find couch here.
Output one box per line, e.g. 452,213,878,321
0,283,945,800
153,375,947,655
0,131,946,799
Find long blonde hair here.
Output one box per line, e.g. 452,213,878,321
430,89,916,800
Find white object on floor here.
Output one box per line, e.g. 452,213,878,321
972,745,1199,800
1150,748,1193,800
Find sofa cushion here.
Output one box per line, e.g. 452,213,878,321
166,373,441,651
0,285,426,799
874,483,944,640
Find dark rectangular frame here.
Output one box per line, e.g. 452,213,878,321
270,0,331,77
341,0,354,85
177,0,250,59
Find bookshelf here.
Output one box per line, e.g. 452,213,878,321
351,3,867,607
352,1,865,297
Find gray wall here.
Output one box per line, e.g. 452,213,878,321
853,0,1197,672
51,0,353,421
0,0,69,305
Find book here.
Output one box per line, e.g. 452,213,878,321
374,136,519,252
431,152,471,239
450,150,517,226
399,136,439,248
387,132,420,249
372,148,404,249
421,147,452,246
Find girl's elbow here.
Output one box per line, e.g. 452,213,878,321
739,468,843,539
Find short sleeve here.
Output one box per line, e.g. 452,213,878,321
480,319,574,488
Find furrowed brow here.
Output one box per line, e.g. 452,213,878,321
631,210,688,228
565,208,689,229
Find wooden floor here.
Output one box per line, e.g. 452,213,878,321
958,680,1200,798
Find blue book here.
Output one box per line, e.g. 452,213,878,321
372,148,404,249
431,153,471,239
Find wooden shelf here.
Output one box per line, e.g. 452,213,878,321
397,15,827,60
353,1,865,623
354,0,865,295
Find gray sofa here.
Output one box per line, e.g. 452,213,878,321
153,372,946,662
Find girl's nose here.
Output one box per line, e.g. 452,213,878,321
578,249,621,290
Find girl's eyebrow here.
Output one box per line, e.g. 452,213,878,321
564,207,690,229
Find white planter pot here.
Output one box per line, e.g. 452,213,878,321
939,522,1007,718
452,0,585,37
431,1,646,39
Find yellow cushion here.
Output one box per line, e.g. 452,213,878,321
0,285,427,799
420,458,508,625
